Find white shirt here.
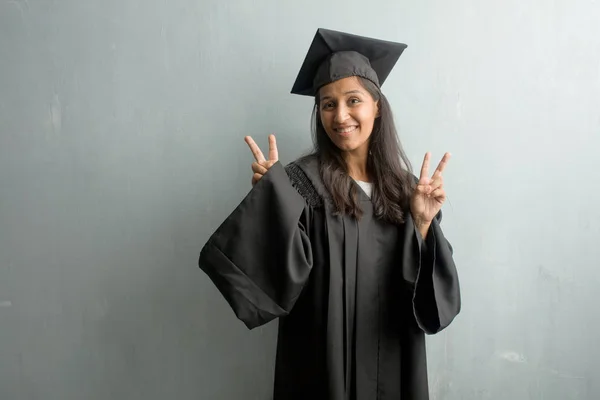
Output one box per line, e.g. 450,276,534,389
354,180,373,199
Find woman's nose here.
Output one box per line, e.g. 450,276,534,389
334,104,349,124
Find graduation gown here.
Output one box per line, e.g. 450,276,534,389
198,155,461,400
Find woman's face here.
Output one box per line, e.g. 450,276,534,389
318,76,379,155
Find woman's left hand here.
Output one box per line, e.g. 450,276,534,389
410,152,451,235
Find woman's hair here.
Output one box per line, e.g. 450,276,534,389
310,77,415,224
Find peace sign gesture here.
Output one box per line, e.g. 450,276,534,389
410,152,451,229
245,134,279,186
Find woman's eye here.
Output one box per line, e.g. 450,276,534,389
350,98,361,104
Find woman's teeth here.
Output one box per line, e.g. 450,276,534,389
336,126,357,133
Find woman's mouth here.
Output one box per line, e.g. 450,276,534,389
335,126,358,136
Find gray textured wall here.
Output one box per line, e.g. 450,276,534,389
1,1,599,399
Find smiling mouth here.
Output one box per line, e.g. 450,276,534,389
335,126,358,135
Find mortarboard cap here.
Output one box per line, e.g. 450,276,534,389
291,28,408,96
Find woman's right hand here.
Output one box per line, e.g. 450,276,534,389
245,134,279,186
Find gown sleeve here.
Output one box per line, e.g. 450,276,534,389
198,161,313,330
406,210,461,334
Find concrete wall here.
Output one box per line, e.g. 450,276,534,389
1,0,599,398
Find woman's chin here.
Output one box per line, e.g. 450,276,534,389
332,139,365,153
327,131,370,154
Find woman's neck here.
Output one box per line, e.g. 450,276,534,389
343,149,370,182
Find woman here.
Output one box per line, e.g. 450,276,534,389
199,28,461,400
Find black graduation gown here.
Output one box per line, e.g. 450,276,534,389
198,155,461,400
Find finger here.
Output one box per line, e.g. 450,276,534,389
432,152,451,178
419,152,431,181
428,177,444,191
429,187,446,201
265,160,278,169
252,173,262,186
245,136,266,163
252,162,268,175
415,183,431,195
268,134,278,161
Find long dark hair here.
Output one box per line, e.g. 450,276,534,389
310,77,414,224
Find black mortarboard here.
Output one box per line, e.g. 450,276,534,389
291,28,408,96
